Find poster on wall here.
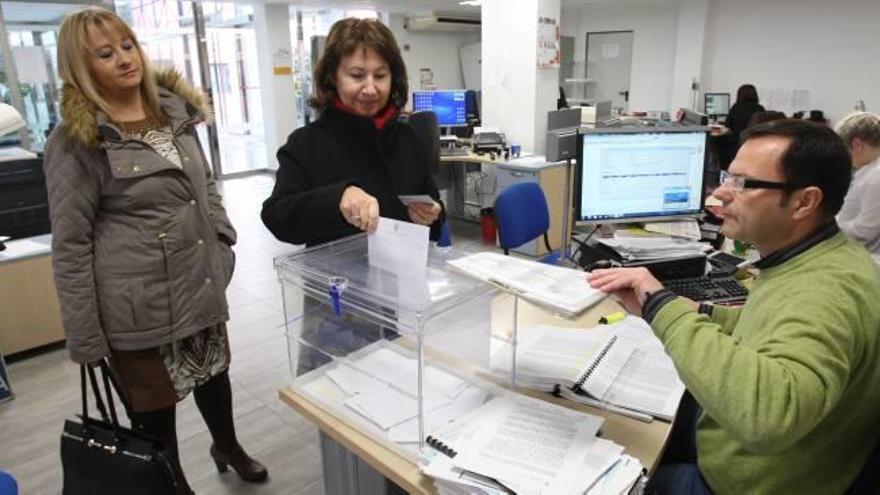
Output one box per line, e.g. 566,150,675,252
537,16,560,69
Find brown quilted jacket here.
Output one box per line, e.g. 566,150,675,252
44,70,237,364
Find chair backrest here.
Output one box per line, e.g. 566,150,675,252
494,182,550,251
406,111,440,176
0,470,18,495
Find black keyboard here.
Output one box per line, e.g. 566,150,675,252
663,276,748,303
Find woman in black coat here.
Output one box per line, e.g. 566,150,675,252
262,18,444,247
717,84,766,169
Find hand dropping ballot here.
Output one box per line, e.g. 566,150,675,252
367,217,431,307
368,217,430,273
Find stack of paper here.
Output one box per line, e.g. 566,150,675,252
323,346,489,442
447,252,607,317
492,318,685,421
599,233,710,260
420,395,644,495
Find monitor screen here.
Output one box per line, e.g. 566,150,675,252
704,92,731,116
576,128,708,224
412,90,467,127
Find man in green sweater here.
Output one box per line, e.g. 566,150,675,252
588,120,880,494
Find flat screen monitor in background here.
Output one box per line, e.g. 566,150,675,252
704,92,731,117
412,90,467,127
575,127,709,224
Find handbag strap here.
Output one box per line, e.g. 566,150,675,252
99,362,120,426
80,364,111,423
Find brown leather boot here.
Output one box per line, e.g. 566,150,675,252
209,443,268,482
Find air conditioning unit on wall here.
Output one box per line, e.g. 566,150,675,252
405,11,481,32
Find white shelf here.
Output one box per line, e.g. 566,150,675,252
564,78,596,84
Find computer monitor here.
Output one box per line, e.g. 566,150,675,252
412,90,467,127
575,127,709,224
704,92,730,117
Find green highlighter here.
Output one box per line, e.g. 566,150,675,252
598,311,626,325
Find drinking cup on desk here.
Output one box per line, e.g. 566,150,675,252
511,143,521,157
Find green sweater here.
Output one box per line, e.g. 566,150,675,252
652,233,880,494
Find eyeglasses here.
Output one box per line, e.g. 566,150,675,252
719,171,802,192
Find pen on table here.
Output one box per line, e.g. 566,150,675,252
598,311,626,324
559,388,653,423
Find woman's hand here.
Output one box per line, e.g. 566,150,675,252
340,186,380,233
407,201,441,226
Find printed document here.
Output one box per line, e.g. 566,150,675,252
447,252,606,316
451,396,603,494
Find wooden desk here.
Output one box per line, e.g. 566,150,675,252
278,296,673,494
0,235,65,356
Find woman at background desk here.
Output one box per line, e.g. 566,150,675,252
714,84,766,170
261,17,444,247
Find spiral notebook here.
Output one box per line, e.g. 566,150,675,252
569,332,683,421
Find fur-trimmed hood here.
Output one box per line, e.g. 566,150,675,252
60,69,212,148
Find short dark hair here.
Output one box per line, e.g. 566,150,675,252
736,84,759,103
747,110,786,129
309,18,408,111
742,119,852,219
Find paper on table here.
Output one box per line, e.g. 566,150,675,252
642,219,702,241
452,396,603,494
368,217,429,275
352,347,467,399
585,455,643,495
388,386,488,443
572,438,626,494
325,365,383,396
398,194,436,205
343,379,451,429
0,238,49,259
448,252,606,317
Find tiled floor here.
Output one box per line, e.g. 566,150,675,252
0,173,485,494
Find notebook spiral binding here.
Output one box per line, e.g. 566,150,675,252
573,334,618,389
425,435,458,458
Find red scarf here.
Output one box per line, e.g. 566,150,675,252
333,99,398,130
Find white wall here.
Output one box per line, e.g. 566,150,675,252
701,0,880,123
387,14,480,109
562,2,679,113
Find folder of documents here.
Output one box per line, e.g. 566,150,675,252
447,252,607,317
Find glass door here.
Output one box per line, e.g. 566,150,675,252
0,1,87,151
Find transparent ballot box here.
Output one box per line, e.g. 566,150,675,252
274,234,522,458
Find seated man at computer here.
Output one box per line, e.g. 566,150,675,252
834,111,880,264
587,120,880,494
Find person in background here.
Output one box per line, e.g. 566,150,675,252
261,17,444,247
716,84,767,170
726,84,766,137
835,111,880,263
45,7,266,493
747,110,786,128
588,120,880,494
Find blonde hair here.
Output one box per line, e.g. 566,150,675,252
835,111,880,147
57,6,161,119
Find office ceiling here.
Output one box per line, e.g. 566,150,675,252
275,0,677,14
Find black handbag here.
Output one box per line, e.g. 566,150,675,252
60,362,179,494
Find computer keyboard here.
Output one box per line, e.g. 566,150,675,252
440,147,470,157
663,276,748,304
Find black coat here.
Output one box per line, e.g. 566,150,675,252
262,107,444,247
725,100,766,137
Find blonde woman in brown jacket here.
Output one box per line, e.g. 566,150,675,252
45,7,266,492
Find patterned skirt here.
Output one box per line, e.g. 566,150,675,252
108,324,230,413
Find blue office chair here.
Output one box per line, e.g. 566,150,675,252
0,470,17,495
493,182,559,264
